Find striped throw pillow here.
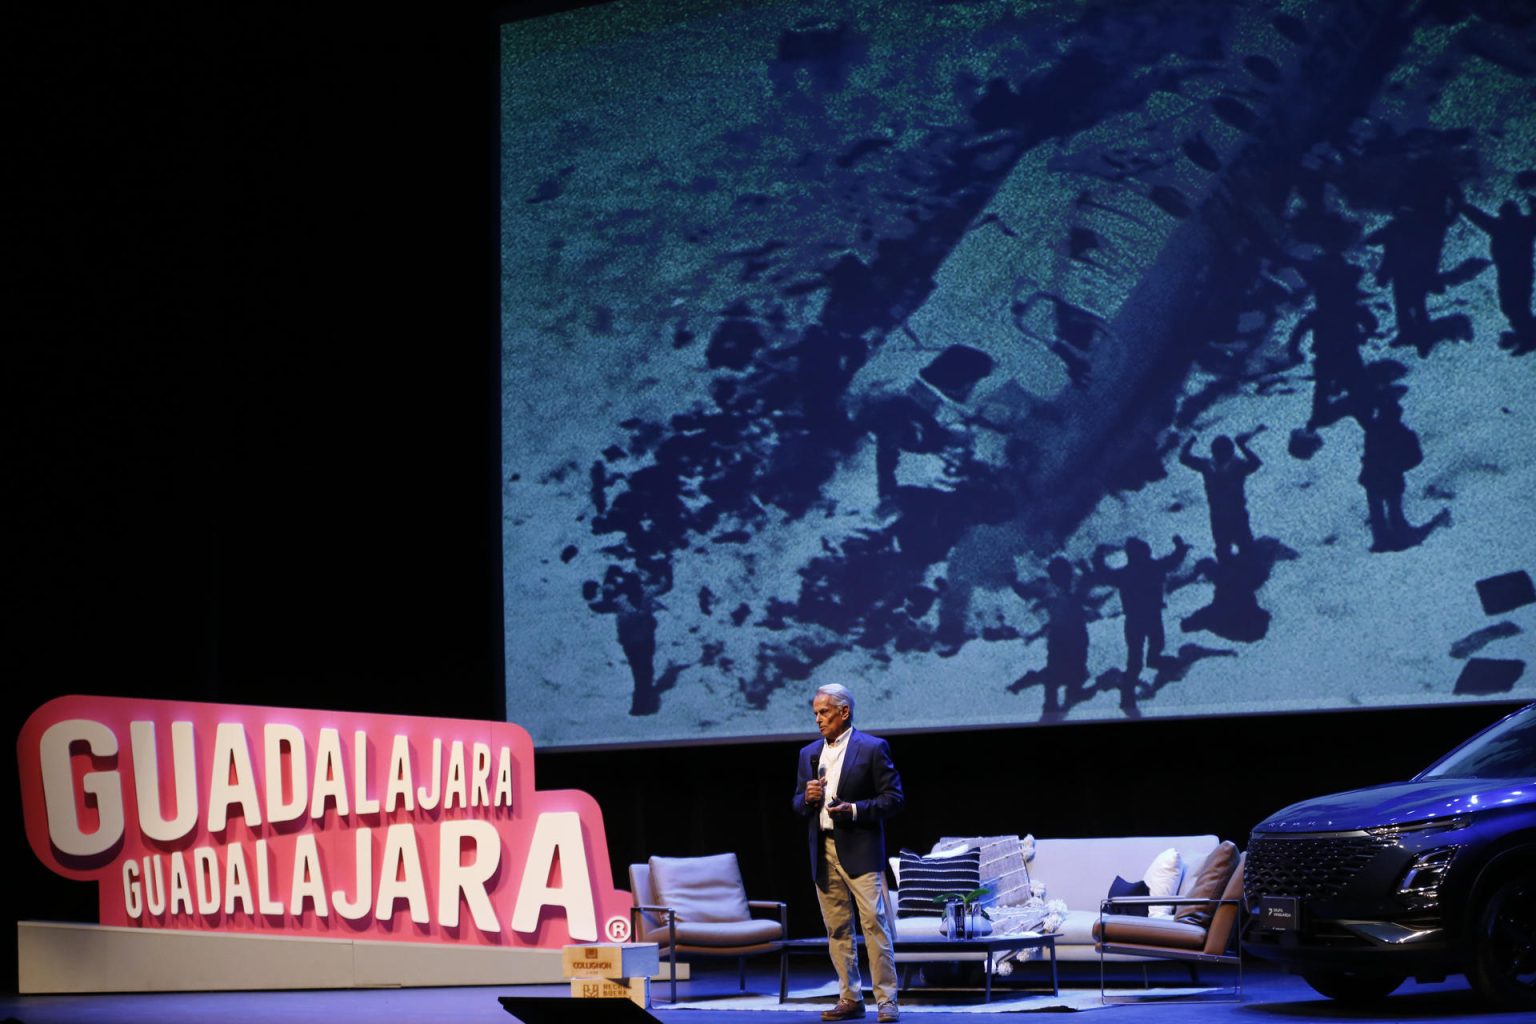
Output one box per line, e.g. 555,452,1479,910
896,848,982,918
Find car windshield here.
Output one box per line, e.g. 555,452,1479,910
1420,704,1536,779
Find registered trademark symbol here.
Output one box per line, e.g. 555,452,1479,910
605,915,631,942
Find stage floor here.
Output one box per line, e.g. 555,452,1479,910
0,960,1524,1023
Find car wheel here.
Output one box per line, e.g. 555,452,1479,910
1469,872,1536,1010
1302,971,1404,1003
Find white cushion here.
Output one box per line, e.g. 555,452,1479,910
649,853,750,923
925,841,980,858
1141,848,1183,919
1052,908,1099,945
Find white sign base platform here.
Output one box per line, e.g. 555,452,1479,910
18,921,688,994
18,922,687,994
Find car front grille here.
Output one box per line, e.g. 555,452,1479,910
1245,832,1396,901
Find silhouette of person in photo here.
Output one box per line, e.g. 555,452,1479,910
1366,177,1460,357
1460,197,1536,354
589,567,662,715
1179,430,1262,562
1008,555,1092,715
1093,536,1190,698
614,587,659,715
1355,391,1424,553
1180,548,1270,643
1288,251,1375,430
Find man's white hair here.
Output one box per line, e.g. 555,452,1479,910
815,683,855,717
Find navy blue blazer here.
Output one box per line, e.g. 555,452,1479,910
792,728,904,884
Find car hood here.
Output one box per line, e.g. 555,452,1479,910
1253,777,1536,833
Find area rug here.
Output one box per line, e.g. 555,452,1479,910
667,981,1212,1013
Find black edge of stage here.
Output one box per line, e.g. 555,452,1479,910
0,961,1525,1024
500,995,662,1022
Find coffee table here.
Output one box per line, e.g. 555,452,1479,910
779,932,1059,1003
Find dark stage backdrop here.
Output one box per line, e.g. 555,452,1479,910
9,4,509,993
501,0,1536,750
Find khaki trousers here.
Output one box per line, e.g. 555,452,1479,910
815,833,898,1006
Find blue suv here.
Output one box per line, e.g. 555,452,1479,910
1243,702,1536,1009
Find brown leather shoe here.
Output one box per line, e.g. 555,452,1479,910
877,1002,901,1022
820,999,867,1021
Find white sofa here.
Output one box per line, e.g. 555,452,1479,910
890,834,1222,965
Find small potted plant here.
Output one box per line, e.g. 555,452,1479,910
933,887,991,939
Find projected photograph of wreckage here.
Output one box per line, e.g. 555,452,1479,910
501,0,1536,745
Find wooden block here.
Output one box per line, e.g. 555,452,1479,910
571,976,650,1007
562,942,660,980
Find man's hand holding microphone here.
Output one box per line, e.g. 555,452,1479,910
807,758,854,821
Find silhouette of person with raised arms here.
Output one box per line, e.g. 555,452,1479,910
1093,536,1190,701
1460,196,1536,354
1179,430,1262,563
1008,555,1092,715
1356,391,1424,553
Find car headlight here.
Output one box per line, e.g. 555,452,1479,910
1366,816,1470,838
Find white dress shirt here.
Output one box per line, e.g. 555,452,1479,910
818,727,856,830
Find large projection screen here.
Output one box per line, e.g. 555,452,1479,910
501,0,1535,750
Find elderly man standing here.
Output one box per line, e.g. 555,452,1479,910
793,684,904,1022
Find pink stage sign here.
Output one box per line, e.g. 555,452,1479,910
17,695,636,947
